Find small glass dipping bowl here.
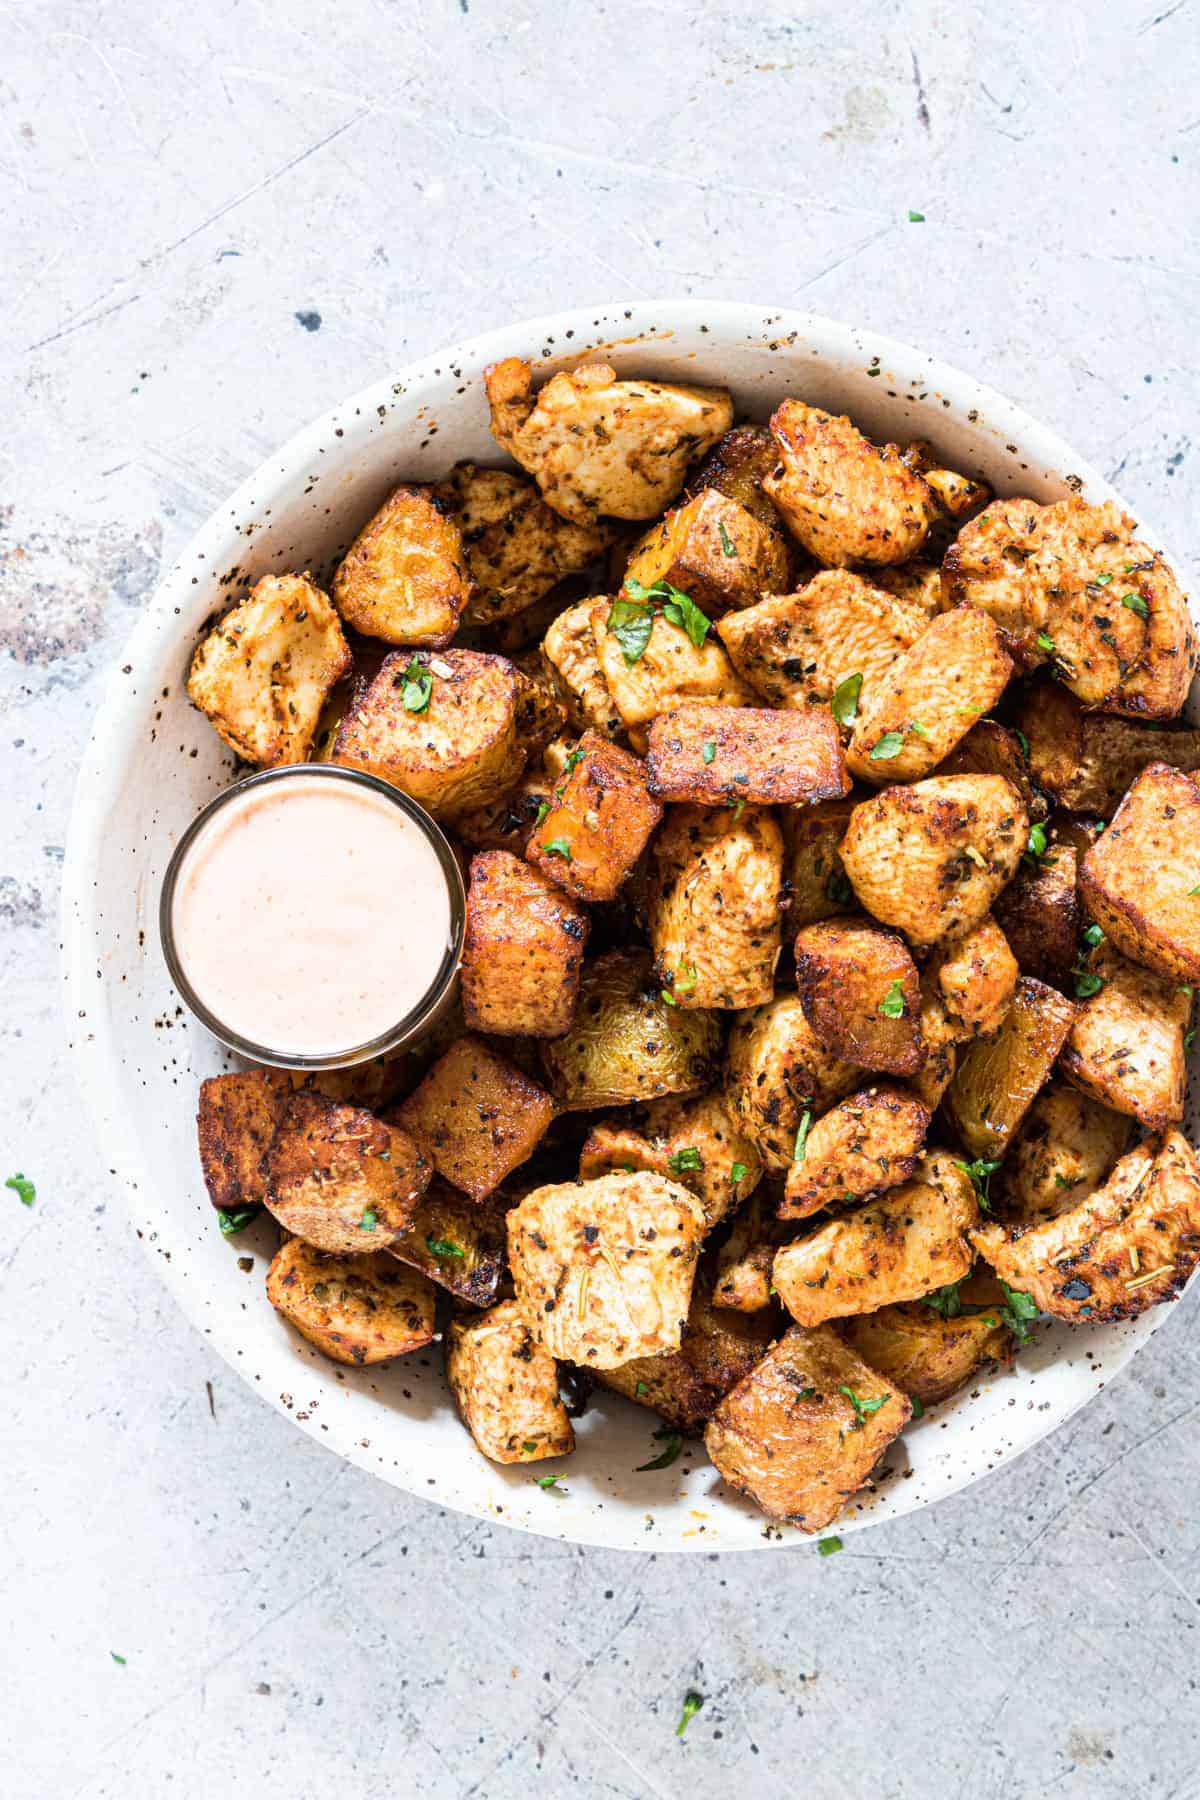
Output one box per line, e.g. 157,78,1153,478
159,763,466,1070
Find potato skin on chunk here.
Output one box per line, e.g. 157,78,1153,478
264,1091,431,1254
197,1069,287,1212
445,1298,575,1464
993,846,1079,986
794,918,923,1075
526,731,663,902
461,851,588,1038
388,1177,509,1306
764,400,938,567
725,994,860,1170
332,485,470,647
781,796,859,935
943,976,1077,1161
1017,683,1200,818
266,1239,436,1366
646,703,849,806
1079,763,1200,984
648,803,784,1011
837,1271,1012,1406
1060,941,1189,1130
393,1034,556,1201
434,461,611,628
780,1084,930,1220
624,489,789,616
599,1285,775,1430
540,949,722,1110
579,1090,761,1230
846,605,1013,783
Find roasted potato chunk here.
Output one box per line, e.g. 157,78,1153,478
451,766,555,856
794,918,923,1075
846,606,1013,783
995,1082,1132,1225
266,1239,435,1366
940,717,1042,821
484,357,733,523
840,774,1029,951
993,844,1079,985
763,400,939,567
445,1298,575,1464
393,1034,555,1201
264,1091,431,1254
725,994,860,1169
704,1325,911,1529
599,1284,776,1430
332,485,470,647
1017,683,1200,818
540,948,722,1110
579,1090,761,1230
837,1270,1011,1406
927,915,1019,1039
593,598,754,741
943,976,1077,1160
187,573,351,766
460,851,588,1038
197,1069,287,1212
434,462,610,627
507,1171,705,1367
773,1149,979,1326
526,730,663,902
540,599,624,740
973,1129,1200,1322
645,703,849,807
781,796,859,935
648,804,783,1011
1060,941,1189,1130
333,648,526,821
685,422,792,542
1079,763,1200,983
780,1084,931,1220
624,489,789,615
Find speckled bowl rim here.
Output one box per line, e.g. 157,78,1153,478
62,299,1196,1551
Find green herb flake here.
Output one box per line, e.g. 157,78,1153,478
110,1651,127,1666
831,671,864,727
535,1474,566,1492
730,1161,748,1186
718,521,737,557
1026,821,1048,860
217,1205,260,1237
426,1235,465,1259
1083,924,1105,947
1054,1173,1075,1189
635,1380,649,1396
728,797,746,822
956,1156,1001,1211
1188,885,1200,897
522,1440,539,1454
1036,630,1057,655
701,739,717,764
838,1385,888,1425
878,979,906,1019
999,1281,1039,1344
910,1396,925,1420
660,988,677,1006
607,595,655,664
925,1280,965,1319
818,1535,843,1557
6,1172,35,1207
908,209,925,222
541,837,573,862
675,1690,704,1737
1014,728,1031,759
399,658,434,713
534,799,551,826
1121,592,1150,621
1090,572,1115,588
868,730,906,762
637,1431,683,1471
793,1109,814,1163
359,1208,378,1233
1075,971,1104,999
674,962,698,993
667,1146,704,1175
660,588,712,649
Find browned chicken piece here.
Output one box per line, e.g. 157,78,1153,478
460,851,589,1038
927,916,1019,1040
781,796,859,935
526,730,663,903
264,1091,431,1254
942,976,1077,1160
187,574,351,766
1017,683,1200,817
870,559,942,618
484,357,733,523
540,598,625,740
839,773,1029,951
724,994,861,1170
704,1325,911,1529
579,1090,762,1230
685,422,794,544
773,1149,979,1327
900,440,992,521
1060,940,1190,1130
433,462,611,627
598,1282,775,1430
1079,763,1200,983
837,1269,1012,1406
712,1188,790,1310
993,844,1079,985
940,717,1044,822
392,1034,555,1201
387,1178,509,1306
763,399,940,566
648,804,784,1011
593,597,755,745
331,486,471,647
197,1068,288,1212
623,489,790,615
793,918,924,1076
645,703,850,807
507,1170,706,1367
540,948,722,1109
910,978,961,1111
972,1129,1200,1322
266,1240,436,1366
995,1082,1133,1226
846,606,1014,783
779,1084,931,1220
445,1298,575,1465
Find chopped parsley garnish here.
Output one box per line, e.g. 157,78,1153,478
675,1690,704,1736
522,1440,539,1454
534,799,551,825
667,1146,704,1175
110,1651,127,1665
1121,593,1149,621
399,658,433,713
535,1474,566,1492
660,589,712,649
831,671,864,727
907,209,925,222
718,521,737,557
998,1281,1039,1344
793,1109,814,1163
359,1208,378,1233
426,1236,464,1259
956,1156,1000,1211
925,1280,968,1319
541,838,573,862
838,1385,888,1425
1090,572,1115,588
1188,885,1200,897
910,1396,925,1420
1083,923,1105,947
701,739,717,764
1074,971,1104,999
818,1535,843,1556
868,730,906,762
730,1161,748,1186
1014,728,1031,759
636,1432,682,1471
878,979,906,1018
1023,821,1048,866
728,797,746,821
635,1380,649,1396
674,962,698,993
217,1205,260,1237
6,1172,35,1207
606,596,655,664
623,577,712,649
1036,630,1057,655
562,748,585,778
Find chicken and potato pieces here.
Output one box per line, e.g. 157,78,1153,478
993,845,1079,986
704,1325,910,1530
725,994,860,1170
593,598,755,741
197,1069,287,1212
264,1092,431,1255
507,1171,706,1368
599,1284,775,1431
461,851,588,1039
526,731,663,903
434,462,610,628
780,1085,931,1221
267,1239,436,1367
794,918,923,1076
781,796,859,935
712,1201,784,1311
579,1090,761,1230
645,703,849,807
540,599,625,740
445,1299,574,1465
187,574,351,767
837,1272,1011,1407
910,981,960,1112
840,773,1029,951
332,485,470,648
484,357,733,524
1017,683,1200,818
540,949,722,1110
685,422,792,544
940,718,1042,820
624,489,789,616
1080,763,1200,984
943,976,1077,1162
388,1178,508,1306
764,400,940,568
996,1082,1132,1226
1060,941,1189,1130
393,1034,555,1202
648,804,783,1011
928,916,1019,1040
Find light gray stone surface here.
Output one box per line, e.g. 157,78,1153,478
3,2,1200,1795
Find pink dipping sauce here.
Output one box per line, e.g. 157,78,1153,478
171,776,453,1056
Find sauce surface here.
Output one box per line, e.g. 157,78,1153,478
172,775,453,1056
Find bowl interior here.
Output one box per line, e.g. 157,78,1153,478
63,301,1199,1551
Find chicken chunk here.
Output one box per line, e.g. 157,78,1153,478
943,976,1077,1160
1060,940,1190,1130
266,1239,436,1366
926,915,1019,1040
593,597,755,743
781,796,859,935
763,399,939,567
460,850,589,1038
794,918,923,1076
779,1084,931,1220
445,1299,575,1465
264,1091,432,1254
623,489,790,615
712,1188,790,1310
1017,683,1200,818
331,485,471,647
648,804,784,1010
579,1090,762,1230
995,1082,1133,1225
846,605,1013,783
724,994,861,1170
540,948,722,1109
1079,763,1200,983
526,730,663,902
540,598,625,740
598,1284,775,1431
909,978,960,1112
900,440,991,522
392,1034,556,1201
434,462,611,627
870,558,942,618
837,1270,1012,1407
645,703,849,807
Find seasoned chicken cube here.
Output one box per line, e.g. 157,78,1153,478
540,598,625,740
460,851,588,1038
725,994,860,1170
996,1082,1133,1225
197,1068,287,1212
773,1149,979,1326
393,1034,556,1201
387,1178,509,1306
1060,941,1190,1130
648,804,784,1011
593,596,754,742
870,559,942,618
972,1129,1200,1322
187,573,351,766
910,979,960,1112
540,948,722,1110
900,439,991,521
939,497,1051,659
267,1239,436,1366
645,703,849,807
927,915,1019,1039
512,652,569,758
579,1090,762,1230
839,773,1029,951
526,730,663,903
331,485,470,647
1079,763,1200,982
445,1298,575,1465
993,844,1079,986
1017,683,1200,818
598,1284,775,1430
837,1270,1011,1407
846,605,1013,783
623,489,789,615
264,1091,432,1254
781,796,859,935
507,1170,705,1367
434,462,611,627
484,357,733,523
794,918,923,1076
704,1325,911,1529
763,399,939,566
780,1084,931,1220
943,976,1077,1160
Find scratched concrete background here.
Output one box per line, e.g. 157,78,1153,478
4,1,1200,1796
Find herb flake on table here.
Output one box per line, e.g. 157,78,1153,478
6,1172,35,1206
217,1205,260,1237
818,1535,843,1556
675,1690,704,1736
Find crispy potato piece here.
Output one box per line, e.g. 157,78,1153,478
846,606,1013,783
197,1069,287,1212
973,1129,1200,1322
579,1090,762,1230
685,422,792,541
764,400,938,567
781,796,859,935
648,804,783,1011
1017,683,1200,817
264,1091,431,1254
840,774,1029,951
940,718,1043,821
704,1324,911,1529
780,1084,931,1220
993,845,1079,985
1060,941,1189,1129
484,357,733,523
387,1179,507,1306
624,489,789,615
1079,763,1200,982
393,1034,555,1201
512,652,569,758
599,1283,776,1430
266,1239,435,1366
187,573,351,766
540,948,721,1109
507,1171,705,1367
451,766,555,856
332,486,470,647
434,462,610,628
773,1149,979,1326
526,730,663,902
725,994,860,1170
540,599,624,740
927,915,1019,1039
445,1298,574,1464
645,703,849,807
593,598,754,741
794,918,922,1075
333,648,526,821
943,976,1077,1160
460,850,588,1038
837,1270,1011,1406
995,1082,1133,1225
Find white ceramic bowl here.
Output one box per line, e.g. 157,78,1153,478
63,301,1200,1552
